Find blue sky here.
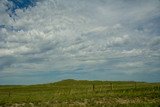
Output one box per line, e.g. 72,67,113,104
0,0,160,84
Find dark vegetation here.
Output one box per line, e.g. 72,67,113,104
0,79,160,107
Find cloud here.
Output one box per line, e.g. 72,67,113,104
0,0,160,83
0,56,16,71
116,61,144,69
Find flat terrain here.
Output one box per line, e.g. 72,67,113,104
0,79,160,107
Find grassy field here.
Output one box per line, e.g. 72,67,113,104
0,79,160,107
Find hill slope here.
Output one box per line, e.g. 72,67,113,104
0,79,160,106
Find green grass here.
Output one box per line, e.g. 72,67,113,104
0,79,160,107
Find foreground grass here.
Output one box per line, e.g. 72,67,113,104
0,79,160,107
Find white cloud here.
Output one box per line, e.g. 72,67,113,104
121,49,143,56
116,62,144,68
0,0,159,77
106,35,129,46
115,61,145,74
0,49,14,56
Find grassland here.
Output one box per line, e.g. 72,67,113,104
0,79,160,107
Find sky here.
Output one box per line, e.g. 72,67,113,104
0,0,160,85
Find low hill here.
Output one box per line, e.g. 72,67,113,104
0,79,160,107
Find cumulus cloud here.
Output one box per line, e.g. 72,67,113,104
0,0,160,83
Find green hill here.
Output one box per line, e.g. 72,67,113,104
0,79,160,107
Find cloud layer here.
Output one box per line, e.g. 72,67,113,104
0,0,160,84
